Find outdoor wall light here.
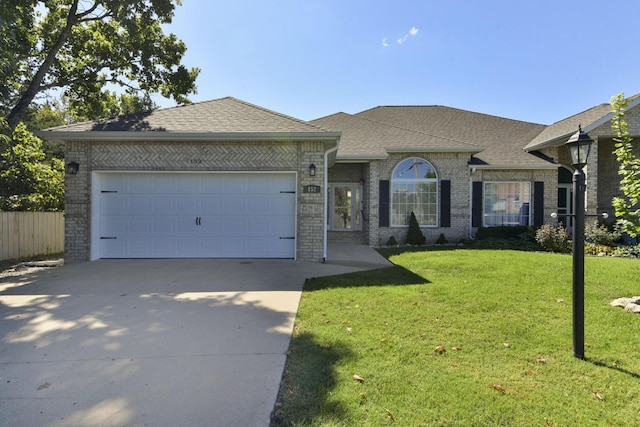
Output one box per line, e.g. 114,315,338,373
309,163,316,177
66,161,80,175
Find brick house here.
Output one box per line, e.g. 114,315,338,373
39,95,640,263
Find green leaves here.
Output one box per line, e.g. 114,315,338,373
610,93,640,238
2,0,199,130
0,122,64,211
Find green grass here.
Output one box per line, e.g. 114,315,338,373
272,249,640,426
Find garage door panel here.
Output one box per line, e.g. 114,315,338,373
98,173,296,259
200,197,223,214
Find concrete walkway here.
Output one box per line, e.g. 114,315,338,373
0,246,391,427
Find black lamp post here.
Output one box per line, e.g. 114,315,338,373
564,126,593,360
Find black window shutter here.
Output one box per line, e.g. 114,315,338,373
471,182,483,228
533,181,544,226
440,180,451,227
379,180,390,227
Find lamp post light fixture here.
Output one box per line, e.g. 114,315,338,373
565,126,594,360
309,163,316,177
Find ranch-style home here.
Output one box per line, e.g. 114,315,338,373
39,95,640,263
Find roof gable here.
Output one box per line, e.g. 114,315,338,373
525,93,640,151
39,96,332,136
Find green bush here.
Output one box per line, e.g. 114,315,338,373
585,223,621,247
405,212,426,245
612,245,640,258
535,224,571,253
585,243,615,256
475,226,534,241
386,236,398,246
435,233,448,245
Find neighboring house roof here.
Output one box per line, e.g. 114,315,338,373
38,96,340,143
311,112,483,161
525,93,640,151
351,106,552,168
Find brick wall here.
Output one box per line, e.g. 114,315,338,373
372,152,472,246
64,139,327,262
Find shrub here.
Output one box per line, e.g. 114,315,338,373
535,224,571,253
585,223,621,247
585,243,615,256
405,212,426,245
436,233,448,245
475,226,534,241
612,245,640,258
386,236,398,246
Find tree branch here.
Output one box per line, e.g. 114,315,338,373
6,0,80,131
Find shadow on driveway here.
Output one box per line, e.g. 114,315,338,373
0,259,366,427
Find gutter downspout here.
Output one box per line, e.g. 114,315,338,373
323,143,340,262
469,166,476,240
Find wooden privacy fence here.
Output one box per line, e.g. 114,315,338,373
0,212,64,261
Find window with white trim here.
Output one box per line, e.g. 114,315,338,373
391,157,438,227
483,182,531,227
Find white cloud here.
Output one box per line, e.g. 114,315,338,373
384,26,419,47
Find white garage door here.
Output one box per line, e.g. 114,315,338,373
95,172,296,259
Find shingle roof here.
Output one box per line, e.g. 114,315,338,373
524,93,640,151
352,106,550,167
41,96,331,134
311,112,482,160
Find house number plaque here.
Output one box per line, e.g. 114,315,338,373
303,185,321,194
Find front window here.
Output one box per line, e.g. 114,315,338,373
483,182,531,227
391,157,438,227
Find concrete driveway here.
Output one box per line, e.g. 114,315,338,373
0,247,391,426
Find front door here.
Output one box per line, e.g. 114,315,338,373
558,167,574,230
328,183,363,231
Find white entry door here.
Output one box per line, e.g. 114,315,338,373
95,172,296,259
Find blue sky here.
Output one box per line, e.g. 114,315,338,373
156,0,640,125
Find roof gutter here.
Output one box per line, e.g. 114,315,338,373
468,164,559,171
386,147,484,154
35,130,342,143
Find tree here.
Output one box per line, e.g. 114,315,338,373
0,1,197,209
610,93,640,238
0,120,64,211
1,0,199,141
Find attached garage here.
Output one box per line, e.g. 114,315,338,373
39,97,340,263
92,172,296,259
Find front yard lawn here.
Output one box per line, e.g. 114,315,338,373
272,249,640,426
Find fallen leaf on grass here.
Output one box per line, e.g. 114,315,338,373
386,409,394,420
452,346,462,351
536,358,546,364
492,384,506,393
434,345,446,354
318,342,332,350
503,342,510,348
359,392,367,401
353,374,365,383
593,392,603,400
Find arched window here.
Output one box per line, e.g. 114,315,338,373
391,157,438,226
